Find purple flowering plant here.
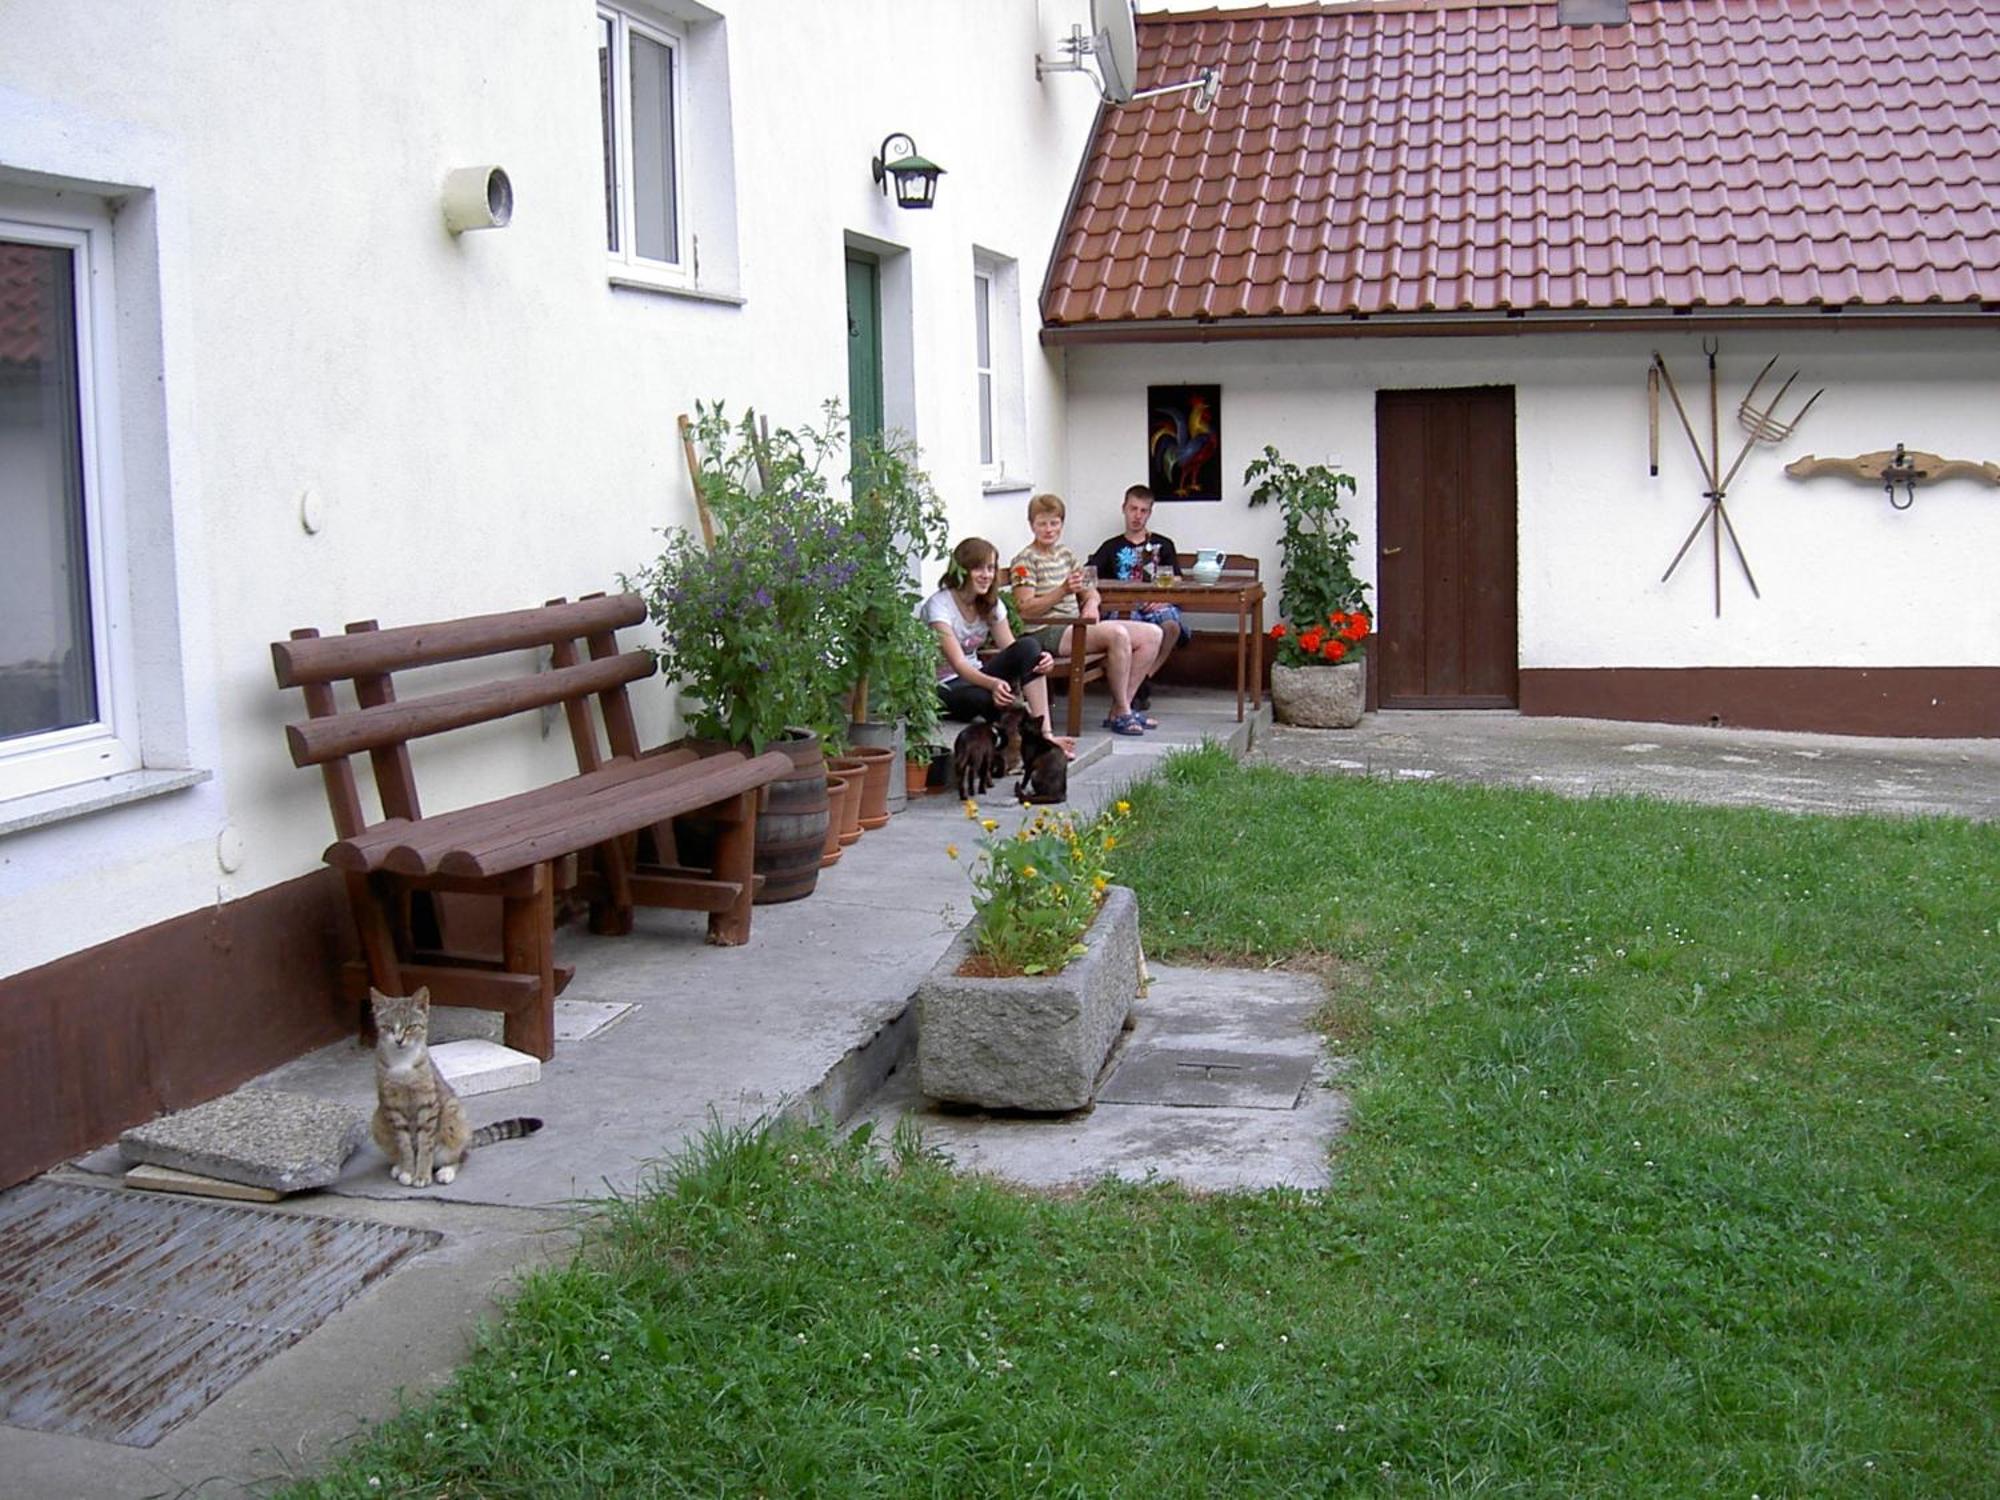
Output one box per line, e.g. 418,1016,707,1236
628,404,858,750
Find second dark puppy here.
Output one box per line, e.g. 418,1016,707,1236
998,705,1067,804
953,718,1003,800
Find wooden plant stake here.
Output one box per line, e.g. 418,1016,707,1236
677,413,716,550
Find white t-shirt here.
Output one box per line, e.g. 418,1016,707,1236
919,588,999,682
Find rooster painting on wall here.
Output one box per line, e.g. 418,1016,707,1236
1147,384,1223,501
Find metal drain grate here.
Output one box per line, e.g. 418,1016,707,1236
1095,1048,1315,1110
0,1179,437,1447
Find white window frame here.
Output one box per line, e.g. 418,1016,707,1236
973,249,1029,493
0,207,140,802
973,266,997,476
600,3,691,287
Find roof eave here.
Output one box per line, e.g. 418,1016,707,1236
1041,305,2000,346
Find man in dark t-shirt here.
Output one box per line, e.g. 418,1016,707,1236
1086,485,1186,713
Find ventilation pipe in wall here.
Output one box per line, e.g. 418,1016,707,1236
442,166,514,233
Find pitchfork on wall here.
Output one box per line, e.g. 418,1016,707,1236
1651,340,1823,616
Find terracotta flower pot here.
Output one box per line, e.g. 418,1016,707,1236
904,758,932,799
820,774,850,867
825,757,866,845
848,745,894,829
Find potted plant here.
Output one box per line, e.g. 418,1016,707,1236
916,799,1140,1112
627,403,857,900
1244,444,1374,729
840,430,950,814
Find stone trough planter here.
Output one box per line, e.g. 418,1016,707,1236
916,884,1141,1112
1270,660,1366,728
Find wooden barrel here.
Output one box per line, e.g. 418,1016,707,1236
752,728,829,904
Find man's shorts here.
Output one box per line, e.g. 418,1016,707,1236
1128,602,1190,642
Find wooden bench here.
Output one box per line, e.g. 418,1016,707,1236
272,593,791,1060
1156,552,1266,691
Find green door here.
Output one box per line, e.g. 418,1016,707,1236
845,254,883,448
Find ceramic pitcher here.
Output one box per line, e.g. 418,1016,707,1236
1191,548,1225,583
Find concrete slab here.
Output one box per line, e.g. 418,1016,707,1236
117,1090,367,1195
553,998,636,1042
431,1040,541,1097
850,962,1348,1194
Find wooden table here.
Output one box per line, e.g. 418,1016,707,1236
1095,577,1267,722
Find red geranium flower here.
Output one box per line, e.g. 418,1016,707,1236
1269,621,1289,639
1322,638,1348,662
1299,627,1325,653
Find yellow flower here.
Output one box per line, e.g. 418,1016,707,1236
962,799,979,819
1022,865,1037,879
1102,835,1118,850
1092,876,1108,893
945,844,959,860
1115,800,1131,815
981,819,999,832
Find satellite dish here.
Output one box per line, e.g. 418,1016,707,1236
1038,0,1216,113
1090,0,1139,104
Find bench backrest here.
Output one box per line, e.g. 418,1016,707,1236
272,593,654,840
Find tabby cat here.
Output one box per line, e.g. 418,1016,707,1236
370,986,542,1186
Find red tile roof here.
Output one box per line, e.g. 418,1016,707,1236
1042,0,2000,334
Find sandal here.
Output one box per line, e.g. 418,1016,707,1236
1102,712,1147,737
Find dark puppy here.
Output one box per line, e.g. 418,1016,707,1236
953,718,1003,800
1011,712,1068,805
996,703,1029,776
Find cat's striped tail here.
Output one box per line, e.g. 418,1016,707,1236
468,1117,543,1148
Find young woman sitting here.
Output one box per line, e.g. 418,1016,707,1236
920,537,1076,756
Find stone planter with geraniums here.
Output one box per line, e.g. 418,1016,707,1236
916,798,1140,1112
1245,444,1374,729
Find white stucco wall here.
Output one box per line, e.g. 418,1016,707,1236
1064,328,2000,668
0,0,1102,977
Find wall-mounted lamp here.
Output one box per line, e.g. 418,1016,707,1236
442,165,513,233
871,132,945,210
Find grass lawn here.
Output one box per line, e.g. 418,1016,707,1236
291,749,1997,1497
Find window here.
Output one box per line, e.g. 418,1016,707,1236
973,267,996,470
599,5,686,275
0,209,139,800
972,250,1028,491
596,2,741,300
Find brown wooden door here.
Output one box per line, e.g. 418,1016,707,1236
1375,386,1518,707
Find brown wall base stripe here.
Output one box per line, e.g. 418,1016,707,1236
1520,667,2000,740
0,870,355,1190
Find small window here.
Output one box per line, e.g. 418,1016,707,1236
599,4,687,276
973,268,996,470
972,250,1028,491
0,212,140,798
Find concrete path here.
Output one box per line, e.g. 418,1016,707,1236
11,697,1993,1496
1256,710,2000,822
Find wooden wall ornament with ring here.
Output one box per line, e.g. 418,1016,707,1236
1784,445,2000,510
1650,341,1823,616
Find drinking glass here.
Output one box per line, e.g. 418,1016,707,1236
1078,564,1098,591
